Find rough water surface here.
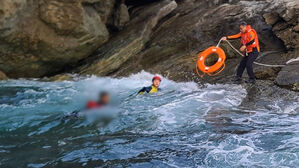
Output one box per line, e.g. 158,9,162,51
0,72,298,167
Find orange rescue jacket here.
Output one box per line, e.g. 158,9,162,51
227,25,260,53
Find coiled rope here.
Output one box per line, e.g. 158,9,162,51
196,39,299,78
217,39,287,67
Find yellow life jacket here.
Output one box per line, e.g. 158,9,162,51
138,85,160,95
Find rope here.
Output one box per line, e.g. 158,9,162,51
286,57,299,64
207,63,226,76
216,39,222,48
218,39,286,67
195,39,298,78
195,62,204,78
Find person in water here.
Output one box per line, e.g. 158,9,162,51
138,76,162,95
86,92,110,109
221,21,260,84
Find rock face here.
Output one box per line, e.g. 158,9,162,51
75,0,177,75
0,71,8,80
262,0,299,90
82,0,115,25
46,73,73,82
276,61,299,91
0,0,298,91
263,0,299,51
102,0,297,88
39,0,83,33
113,2,130,31
108,0,289,83
0,0,109,78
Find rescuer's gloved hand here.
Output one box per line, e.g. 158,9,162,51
221,37,227,41
240,45,246,52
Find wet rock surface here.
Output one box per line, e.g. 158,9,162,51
45,74,74,82
0,0,109,78
111,0,287,82
0,0,298,92
238,79,299,110
108,0,298,91
0,71,8,80
75,0,177,76
262,0,299,90
276,62,299,91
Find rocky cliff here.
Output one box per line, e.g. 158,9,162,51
0,0,298,90
0,0,113,78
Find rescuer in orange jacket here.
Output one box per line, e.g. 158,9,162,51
221,22,260,84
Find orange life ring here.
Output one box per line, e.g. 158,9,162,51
196,46,226,76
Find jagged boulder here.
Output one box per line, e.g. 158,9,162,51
0,0,109,78
0,71,8,80
76,0,177,75
263,0,299,50
46,74,73,82
113,2,130,31
276,62,299,91
83,0,130,31
39,0,83,33
83,0,116,25
262,0,299,90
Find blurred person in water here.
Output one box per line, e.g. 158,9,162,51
86,92,110,109
138,76,162,95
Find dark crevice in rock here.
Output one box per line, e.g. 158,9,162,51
125,0,160,7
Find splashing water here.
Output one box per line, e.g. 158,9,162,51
0,71,298,167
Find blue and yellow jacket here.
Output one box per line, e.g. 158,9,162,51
138,85,161,95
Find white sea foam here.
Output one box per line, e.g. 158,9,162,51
0,71,298,167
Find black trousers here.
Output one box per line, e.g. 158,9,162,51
236,50,259,79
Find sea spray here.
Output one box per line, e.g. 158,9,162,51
0,71,298,167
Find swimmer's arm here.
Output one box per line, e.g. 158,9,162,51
138,87,146,95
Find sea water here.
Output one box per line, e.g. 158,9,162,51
0,71,298,167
